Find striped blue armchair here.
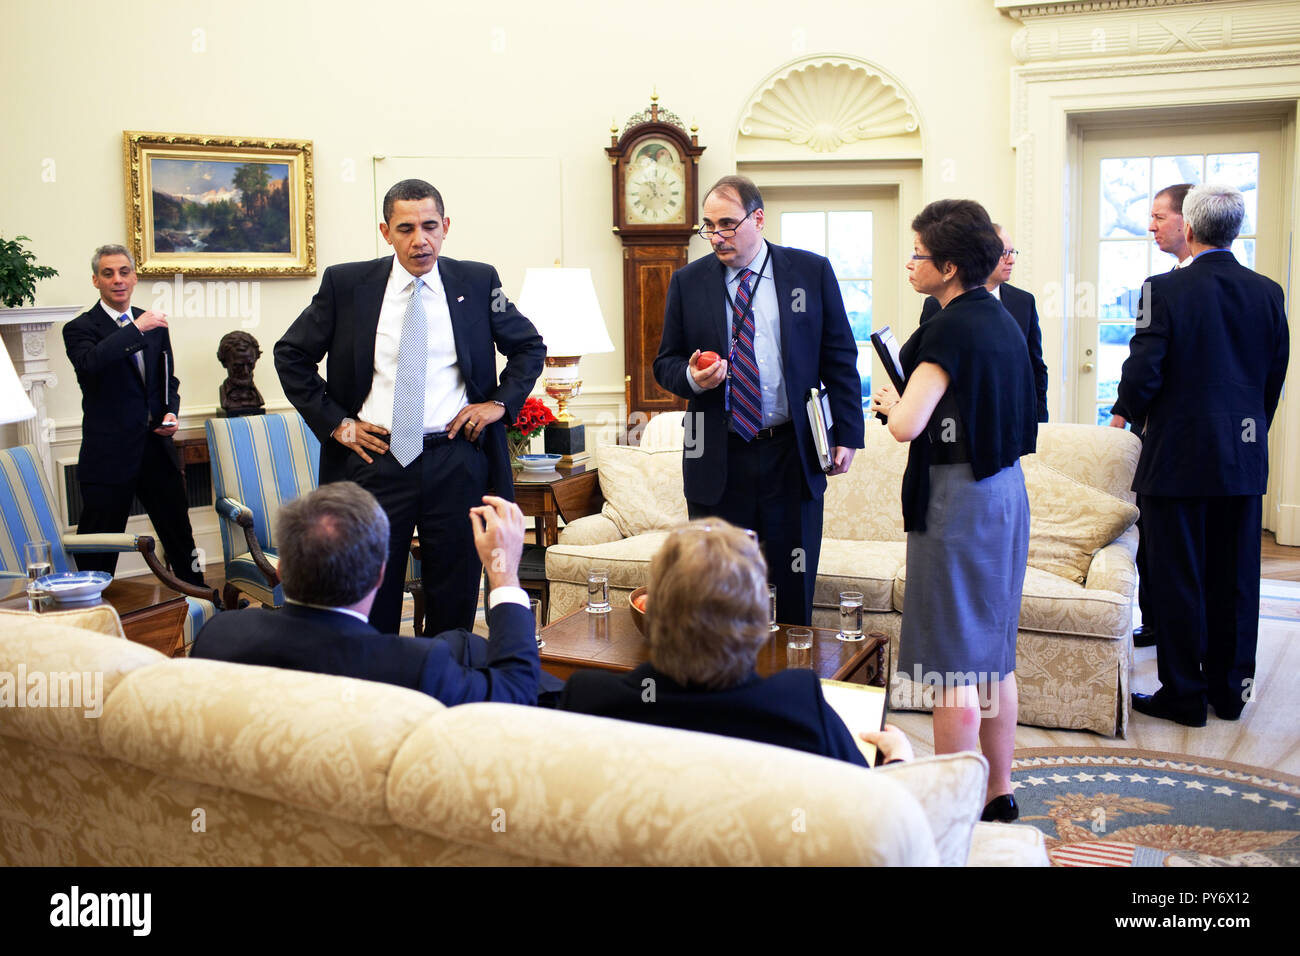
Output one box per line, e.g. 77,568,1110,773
0,444,218,650
205,412,319,609
206,412,425,628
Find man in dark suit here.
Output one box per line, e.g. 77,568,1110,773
192,482,541,707
559,519,909,764
653,175,864,626
1116,183,1194,649
62,244,205,586
275,179,544,637
920,224,1048,422
1111,183,1289,726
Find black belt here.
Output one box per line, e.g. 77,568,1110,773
728,420,793,441
423,431,451,446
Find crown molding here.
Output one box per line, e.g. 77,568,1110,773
998,0,1226,19
1002,0,1300,63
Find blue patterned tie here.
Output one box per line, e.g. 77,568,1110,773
389,277,427,467
729,268,762,441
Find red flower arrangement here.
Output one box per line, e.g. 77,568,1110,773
507,397,556,441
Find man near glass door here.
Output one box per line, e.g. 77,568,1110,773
1112,183,1289,726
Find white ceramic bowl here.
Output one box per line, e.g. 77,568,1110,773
34,571,112,605
517,453,562,473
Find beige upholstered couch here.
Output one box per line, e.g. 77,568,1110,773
0,613,1046,866
547,415,1141,737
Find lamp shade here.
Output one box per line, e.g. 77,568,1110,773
517,268,614,356
0,344,35,425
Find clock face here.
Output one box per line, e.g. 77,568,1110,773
624,138,686,225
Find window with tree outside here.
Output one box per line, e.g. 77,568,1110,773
1096,152,1259,424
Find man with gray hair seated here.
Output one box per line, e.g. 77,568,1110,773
1112,182,1290,727
559,518,911,766
192,482,542,706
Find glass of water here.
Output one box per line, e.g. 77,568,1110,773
24,540,52,582
786,627,813,669
837,591,865,642
586,567,611,614
768,584,779,632
530,597,544,648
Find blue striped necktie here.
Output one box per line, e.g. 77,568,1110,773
729,268,762,440
390,277,427,467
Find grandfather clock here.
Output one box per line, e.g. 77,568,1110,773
607,96,705,422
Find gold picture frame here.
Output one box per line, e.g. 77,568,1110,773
124,131,315,277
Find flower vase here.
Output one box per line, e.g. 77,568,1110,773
508,435,531,466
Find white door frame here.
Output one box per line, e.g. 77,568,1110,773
1013,48,1300,541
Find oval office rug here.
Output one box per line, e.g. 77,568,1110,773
1009,749,1300,867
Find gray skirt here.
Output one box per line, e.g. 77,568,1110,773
897,460,1029,686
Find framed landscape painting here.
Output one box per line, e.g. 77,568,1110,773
124,131,315,276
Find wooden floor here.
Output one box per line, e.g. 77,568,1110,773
1261,530,1300,581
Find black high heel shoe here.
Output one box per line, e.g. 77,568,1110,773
981,794,1019,823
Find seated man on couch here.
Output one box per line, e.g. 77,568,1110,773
192,482,542,706
559,518,911,766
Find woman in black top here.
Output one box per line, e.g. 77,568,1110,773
870,199,1038,822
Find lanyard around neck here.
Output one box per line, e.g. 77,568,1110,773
722,246,772,339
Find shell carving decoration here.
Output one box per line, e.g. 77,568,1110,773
740,61,920,153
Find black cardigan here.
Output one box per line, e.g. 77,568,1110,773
898,287,1038,531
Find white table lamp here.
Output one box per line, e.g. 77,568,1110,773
517,268,614,464
0,345,36,426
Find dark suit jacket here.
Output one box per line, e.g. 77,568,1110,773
921,282,1048,422
560,662,868,767
1112,250,1288,497
652,243,865,505
273,255,545,496
190,600,541,706
62,302,183,485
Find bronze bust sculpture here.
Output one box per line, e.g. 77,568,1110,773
217,330,265,417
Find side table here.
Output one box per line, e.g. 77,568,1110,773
511,463,604,623
512,463,603,547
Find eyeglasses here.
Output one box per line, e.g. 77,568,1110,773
909,254,935,262
1001,248,1019,259
699,212,753,239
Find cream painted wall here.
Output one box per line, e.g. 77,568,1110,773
1,0,1020,441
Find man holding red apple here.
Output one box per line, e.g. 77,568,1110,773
654,175,864,625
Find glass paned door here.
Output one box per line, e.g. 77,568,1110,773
1077,120,1281,425
764,189,898,418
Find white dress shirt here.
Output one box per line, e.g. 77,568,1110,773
358,256,468,433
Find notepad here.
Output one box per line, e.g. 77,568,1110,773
820,679,889,766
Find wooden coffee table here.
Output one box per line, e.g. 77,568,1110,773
1,576,188,658
539,606,886,686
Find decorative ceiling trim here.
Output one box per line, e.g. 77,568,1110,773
998,0,1224,19
737,55,921,154
1007,1,1300,63
1013,46,1300,87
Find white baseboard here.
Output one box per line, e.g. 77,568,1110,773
1273,503,1300,547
